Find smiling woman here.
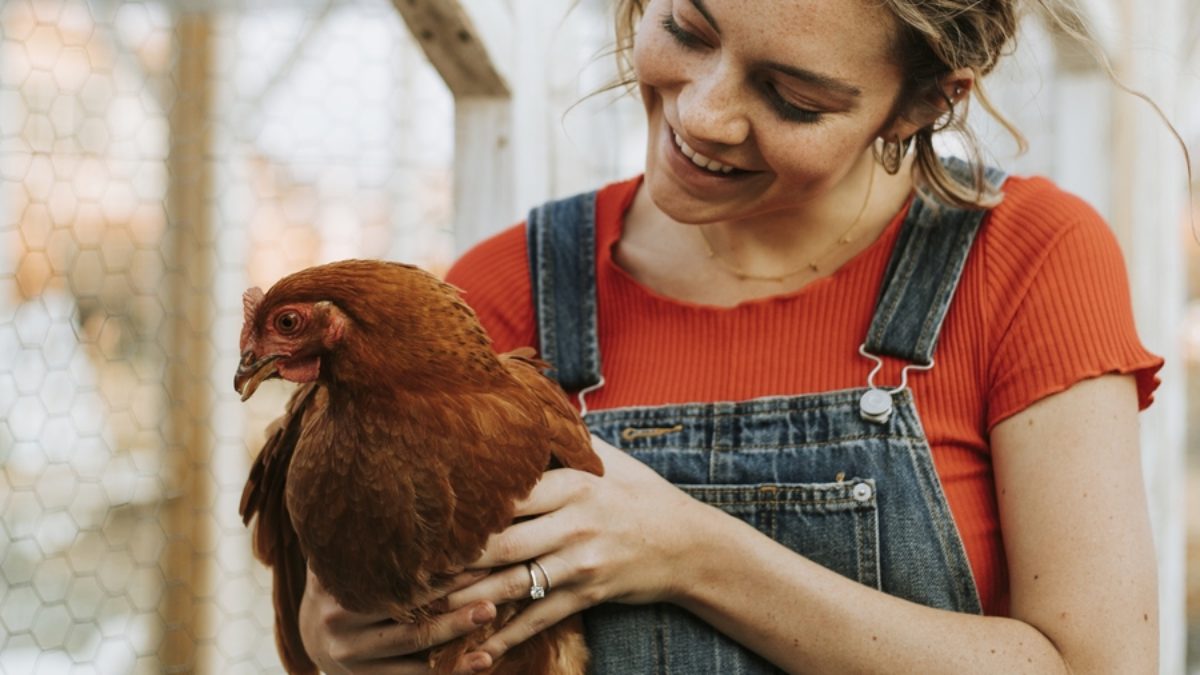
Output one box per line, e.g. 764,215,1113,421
297,1,1166,673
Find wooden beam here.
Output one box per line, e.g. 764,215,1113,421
390,0,509,97
161,13,216,671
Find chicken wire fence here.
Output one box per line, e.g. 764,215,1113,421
0,0,456,671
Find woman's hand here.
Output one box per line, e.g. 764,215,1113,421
298,565,498,674
442,436,709,667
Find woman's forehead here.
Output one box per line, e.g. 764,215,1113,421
682,0,900,64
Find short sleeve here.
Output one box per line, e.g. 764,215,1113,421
444,224,538,355
985,206,1163,430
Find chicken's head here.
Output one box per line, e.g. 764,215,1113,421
234,286,347,401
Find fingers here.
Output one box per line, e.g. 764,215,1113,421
371,602,498,659
474,472,602,571
469,513,577,570
447,556,574,612
315,601,496,670
510,468,592,516
304,563,499,670
452,651,494,675
467,591,583,667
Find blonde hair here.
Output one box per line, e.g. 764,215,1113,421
607,0,1186,210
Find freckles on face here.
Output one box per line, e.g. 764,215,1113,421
631,0,907,221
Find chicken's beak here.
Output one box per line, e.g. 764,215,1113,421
234,353,282,401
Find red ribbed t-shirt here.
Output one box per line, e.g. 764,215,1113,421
445,174,1162,616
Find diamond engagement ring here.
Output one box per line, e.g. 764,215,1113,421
527,560,551,600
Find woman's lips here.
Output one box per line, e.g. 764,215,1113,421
664,122,758,184
673,131,737,173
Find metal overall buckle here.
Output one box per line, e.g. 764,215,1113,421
857,344,933,425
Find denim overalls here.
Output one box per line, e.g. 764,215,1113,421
526,160,1006,674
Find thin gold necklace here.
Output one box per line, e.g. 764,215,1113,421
697,163,876,283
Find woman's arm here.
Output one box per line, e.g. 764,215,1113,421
448,373,1157,674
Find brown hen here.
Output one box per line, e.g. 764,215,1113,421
235,259,601,674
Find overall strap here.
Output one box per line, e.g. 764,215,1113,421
864,158,1007,365
526,191,603,391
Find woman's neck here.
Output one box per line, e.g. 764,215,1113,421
617,157,916,306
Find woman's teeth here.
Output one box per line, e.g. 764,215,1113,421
674,132,735,174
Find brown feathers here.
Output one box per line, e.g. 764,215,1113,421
237,260,600,674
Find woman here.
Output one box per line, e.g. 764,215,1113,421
300,0,1163,672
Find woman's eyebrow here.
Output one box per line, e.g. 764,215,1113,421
764,61,863,99
690,0,720,32
689,0,861,100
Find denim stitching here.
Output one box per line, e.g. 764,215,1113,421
531,204,559,379
530,194,603,391
868,198,928,346
855,508,868,586
615,436,925,451
575,192,601,381
913,212,984,361
867,159,1006,365
871,509,882,590
902,378,984,612
584,387,923,421
901,434,982,613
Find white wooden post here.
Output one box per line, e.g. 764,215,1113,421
389,0,515,254
453,98,513,251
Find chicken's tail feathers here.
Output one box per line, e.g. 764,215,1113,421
274,557,318,675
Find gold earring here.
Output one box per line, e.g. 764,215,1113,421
876,135,913,175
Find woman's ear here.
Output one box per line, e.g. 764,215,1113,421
879,67,975,142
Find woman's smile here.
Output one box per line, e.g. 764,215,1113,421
662,117,760,189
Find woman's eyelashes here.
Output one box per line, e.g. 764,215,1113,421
763,81,825,124
659,13,826,125
660,12,706,48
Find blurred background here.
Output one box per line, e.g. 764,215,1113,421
0,0,1196,673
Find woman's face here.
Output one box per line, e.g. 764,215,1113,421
633,0,910,224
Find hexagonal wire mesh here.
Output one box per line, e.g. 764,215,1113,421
1,0,454,672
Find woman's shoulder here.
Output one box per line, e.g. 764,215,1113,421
971,172,1162,423
983,172,1114,250
975,172,1126,297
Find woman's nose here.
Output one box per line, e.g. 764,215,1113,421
676,65,750,147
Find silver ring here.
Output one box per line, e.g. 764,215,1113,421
532,560,551,592
527,562,546,600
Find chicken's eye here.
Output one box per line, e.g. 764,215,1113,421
275,311,302,334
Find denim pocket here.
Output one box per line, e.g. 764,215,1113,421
678,480,881,590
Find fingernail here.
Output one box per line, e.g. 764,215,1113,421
468,653,491,672
470,603,495,625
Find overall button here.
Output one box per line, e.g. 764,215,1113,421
851,482,874,503
859,389,893,424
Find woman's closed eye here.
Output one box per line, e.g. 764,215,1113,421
762,81,825,124
660,12,707,49
661,12,827,125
